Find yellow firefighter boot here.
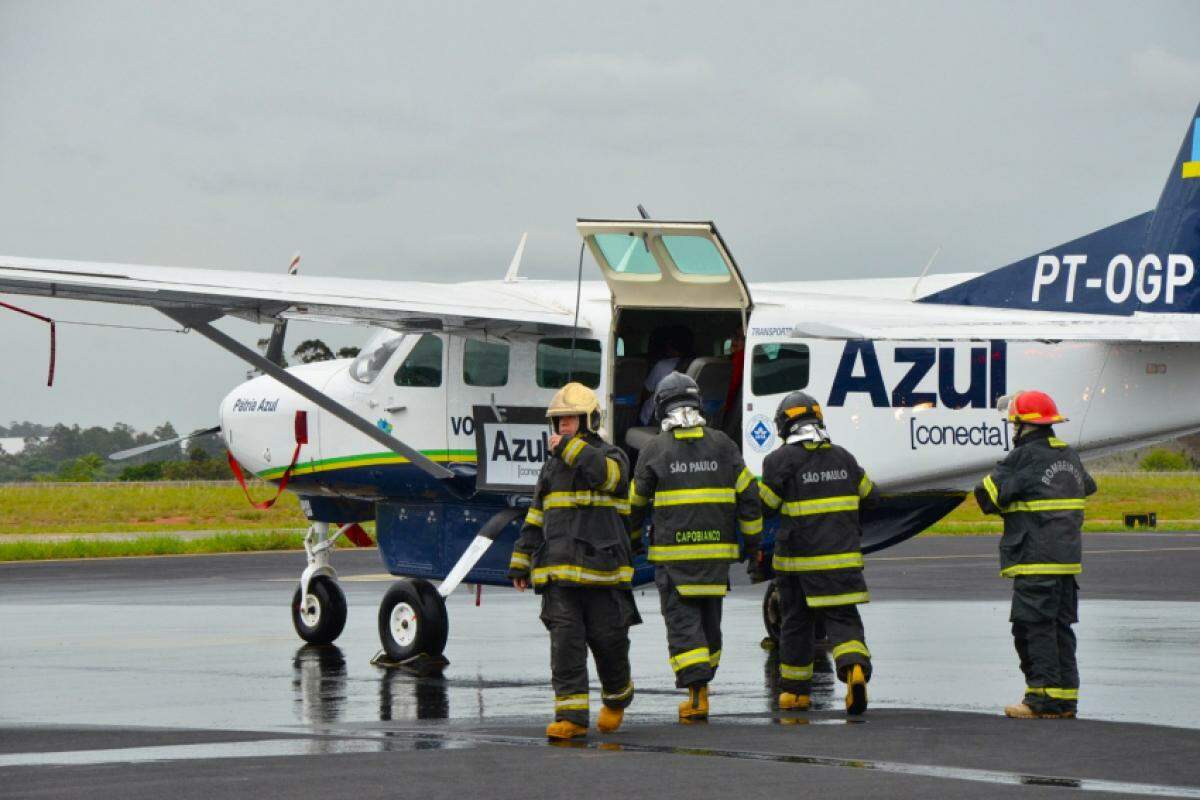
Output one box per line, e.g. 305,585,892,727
678,685,709,722
597,705,624,733
845,664,868,715
546,719,589,740
1004,702,1061,720
778,692,811,711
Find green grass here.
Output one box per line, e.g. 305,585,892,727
924,472,1200,535
0,481,309,535
0,531,307,562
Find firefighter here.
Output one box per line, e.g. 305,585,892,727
756,391,875,715
629,372,763,722
975,390,1096,720
507,382,641,740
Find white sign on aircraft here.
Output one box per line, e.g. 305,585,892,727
2,100,1200,664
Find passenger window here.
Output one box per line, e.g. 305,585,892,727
751,343,809,395
537,338,601,389
463,339,509,387
394,334,443,387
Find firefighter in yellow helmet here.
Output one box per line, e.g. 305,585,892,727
975,390,1096,720
508,382,640,740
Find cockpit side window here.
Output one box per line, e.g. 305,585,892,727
349,333,404,384
394,334,444,388
536,338,601,389
464,339,510,387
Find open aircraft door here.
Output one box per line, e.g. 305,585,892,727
577,219,754,448
577,219,753,315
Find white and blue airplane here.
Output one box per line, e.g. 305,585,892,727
2,101,1199,664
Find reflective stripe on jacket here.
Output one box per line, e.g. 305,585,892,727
507,432,634,591
629,426,762,597
973,429,1096,578
760,441,875,606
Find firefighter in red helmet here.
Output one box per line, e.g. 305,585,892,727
975,390,1096,720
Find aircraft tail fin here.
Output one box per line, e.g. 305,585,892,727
919,100,1200,316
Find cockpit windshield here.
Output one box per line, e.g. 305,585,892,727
350,331,405,384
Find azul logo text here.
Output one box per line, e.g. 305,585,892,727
828,341,1007,409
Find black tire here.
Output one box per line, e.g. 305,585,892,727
762,579,781,643
291,575,348,645
377,578,449,662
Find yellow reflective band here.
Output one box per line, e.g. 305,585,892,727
807,590,870,607
543,491,624,510
781,496,860,517
561,437,586,465
1000,498,1085,514
676,583,728,597
602,683,634,702
508,551,530,570
739,516,763,536
555,693,589,711
616,500,630,516
629,480,650,507
982,475,1000,506
674,427,704,439
773,551,863,572
601,458,622,493
532,564,634,586
648,543,740,562
779,662,814,680
654,487,736,506
1048,438,1068,448
1025,687,1046,696
1046,687,1079,700
831,640,871,660
759,483,783,510
1000,563,1082,578
709,650,722,667
735,468,755,493
858,475,873,498
524,508,544,527
669,647,711,672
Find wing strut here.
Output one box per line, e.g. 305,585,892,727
162,309,455,481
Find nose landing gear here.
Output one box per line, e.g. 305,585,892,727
290,522,350,645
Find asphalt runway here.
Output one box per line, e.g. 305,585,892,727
2,531,1199,799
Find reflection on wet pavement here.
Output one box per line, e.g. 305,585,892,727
4,588,1191,733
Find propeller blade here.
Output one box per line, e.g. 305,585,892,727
108,425,221,461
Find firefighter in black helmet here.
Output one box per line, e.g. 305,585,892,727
756,391,876,715
629,371,762,722
507,382,641,740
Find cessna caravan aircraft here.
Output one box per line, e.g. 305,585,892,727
2,101,1199,665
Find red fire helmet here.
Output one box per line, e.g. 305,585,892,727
1001,390,1066,426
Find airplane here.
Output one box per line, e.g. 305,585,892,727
2,100,1199,666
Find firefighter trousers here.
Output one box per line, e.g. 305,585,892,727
776,575,872,694
1011,575,1079,714
655,568,724,688
540,584,640,726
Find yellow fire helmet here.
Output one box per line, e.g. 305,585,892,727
546,382,601,431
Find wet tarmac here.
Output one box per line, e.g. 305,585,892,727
2,532,1199,798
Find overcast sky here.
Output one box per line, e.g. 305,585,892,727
1,0,1198,433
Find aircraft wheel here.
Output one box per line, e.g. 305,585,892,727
292,575,348,645
378,578,449,662
762,579,781,643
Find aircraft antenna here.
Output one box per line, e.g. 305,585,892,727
503,233,528,283
909,245,942,301
567,241,585,380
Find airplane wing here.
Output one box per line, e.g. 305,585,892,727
0,255,576,333
773,291,1200,343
